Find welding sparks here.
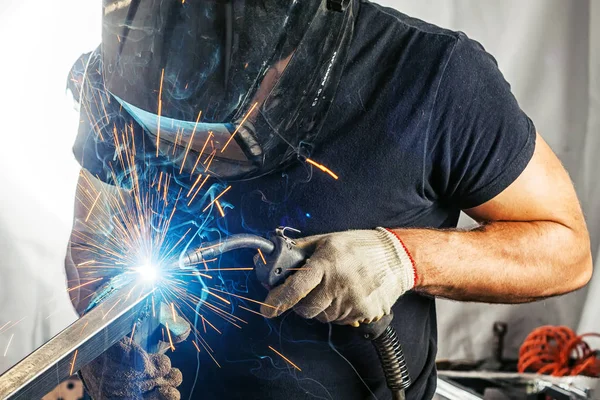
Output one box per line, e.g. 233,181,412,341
202,289,231,305
179,110,202,174
75,82,301,375
305,158,339,180
221,102,258,152
215,200,225,217
156,68,165,157
79,321,89,338
85,192,102,222
129,323,137,345
3,334,14,357
268,346,302,371
165,321,175,351
67,277,103,292
171,302,177,322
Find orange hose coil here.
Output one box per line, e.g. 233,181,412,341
518,325,600,377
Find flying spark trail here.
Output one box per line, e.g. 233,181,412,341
3,334,14,357
85,192,102,222
215,200,225,217
156,68,165,157
192,340,201,352
190,132,213,176
221,102,258,152
69,350,79,375
129,323,137,345
171,303,177,322
268,346,302,371
165,322,175,351
179,111,202,173
0,321,11,334
202,289,231,305
257,248,266,264
2,317,27,333
306,158,339,180
209,287,277,309
238,305,269,318
79,321,89,338
202,185,231,212
102,298,122,320
67,277,103,292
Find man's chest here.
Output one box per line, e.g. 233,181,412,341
225,136,455,236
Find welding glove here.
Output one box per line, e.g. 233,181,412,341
80,313,190,400
260,228,417,327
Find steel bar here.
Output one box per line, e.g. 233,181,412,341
0,281,154,399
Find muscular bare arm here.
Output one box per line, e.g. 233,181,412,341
398,133,592,303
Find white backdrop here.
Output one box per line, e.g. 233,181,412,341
0,0,99,373
0,0,598,374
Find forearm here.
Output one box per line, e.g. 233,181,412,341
397,221,592,303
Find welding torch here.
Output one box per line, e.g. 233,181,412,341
0,228,411,400
179,227,412,400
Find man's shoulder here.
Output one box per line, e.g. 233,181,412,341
348,1,466,91
355,1,461,52
359,1,460,39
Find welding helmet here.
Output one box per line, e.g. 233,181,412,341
100,0,355,180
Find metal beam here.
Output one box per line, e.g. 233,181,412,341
0,281,153,399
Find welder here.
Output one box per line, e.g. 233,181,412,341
64,0,593,399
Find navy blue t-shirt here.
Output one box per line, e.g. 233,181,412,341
73,1,535,399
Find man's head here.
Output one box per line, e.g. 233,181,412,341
99,0,355,180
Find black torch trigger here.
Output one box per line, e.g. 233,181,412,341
255,227,309,288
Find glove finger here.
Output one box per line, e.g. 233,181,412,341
139,368,182,395
314,295,347,324
147,353,172,379
155,368,183,388
336,308,386,327
293,285,332,320
261,261,324,318
144,386,181,400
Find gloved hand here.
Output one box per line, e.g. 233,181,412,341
259,228,417,326
80,303,191,400
80,339,182,400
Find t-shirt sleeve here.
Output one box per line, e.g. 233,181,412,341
427,33,536,210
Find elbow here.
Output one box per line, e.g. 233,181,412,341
571,250,593,291
563,228,593,292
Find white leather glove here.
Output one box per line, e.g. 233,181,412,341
260,228,417,326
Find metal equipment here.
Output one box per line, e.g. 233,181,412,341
0,282,154,399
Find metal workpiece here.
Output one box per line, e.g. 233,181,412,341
0,280,154,400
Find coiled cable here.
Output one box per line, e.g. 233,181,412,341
371,325,412,400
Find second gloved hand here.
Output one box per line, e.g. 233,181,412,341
80,339,182,400
80,303,191,400
259,228,417,326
